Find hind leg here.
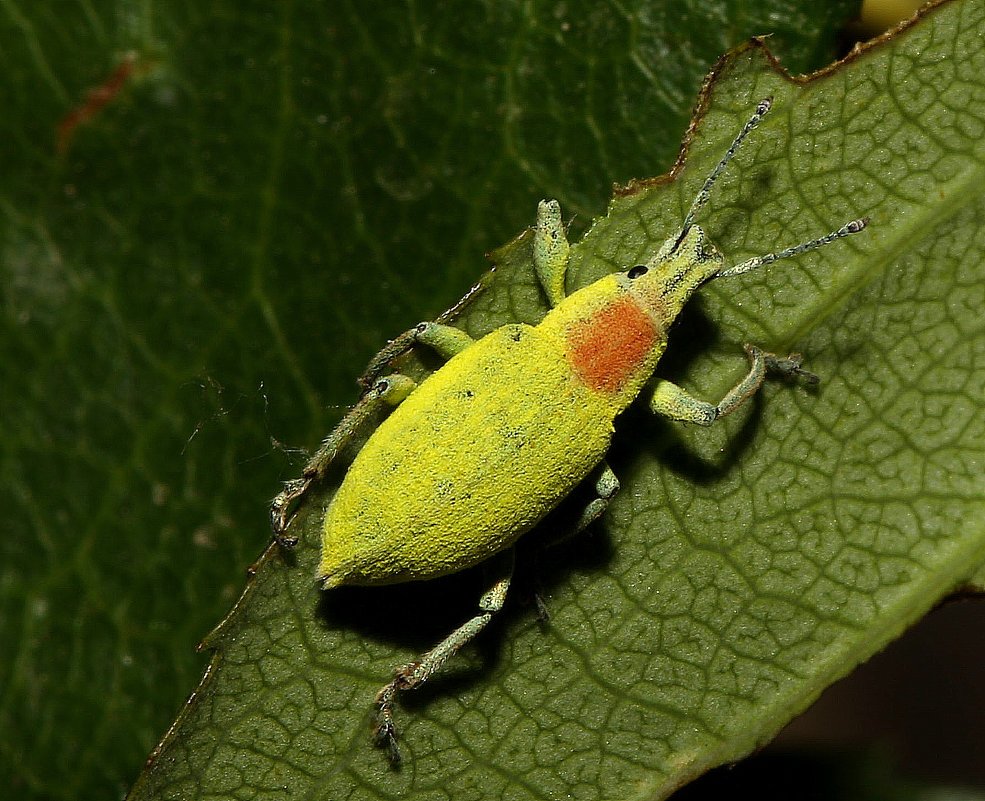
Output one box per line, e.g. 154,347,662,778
374,549,514,766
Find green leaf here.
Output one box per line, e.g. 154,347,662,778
119,0,985,799
7,0,942,799
965,562,985,593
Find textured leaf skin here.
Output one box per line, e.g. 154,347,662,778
9,0,959,799
122,1,985,799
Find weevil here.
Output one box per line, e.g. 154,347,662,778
271,98,867,765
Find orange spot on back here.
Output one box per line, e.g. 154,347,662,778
566,295,656,393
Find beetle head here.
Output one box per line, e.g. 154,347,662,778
622,224,724,328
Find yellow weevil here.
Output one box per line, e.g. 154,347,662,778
271,98,867,765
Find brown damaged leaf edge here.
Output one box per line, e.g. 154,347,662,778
128,0,956,788
615,0,955,199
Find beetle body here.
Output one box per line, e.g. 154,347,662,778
320,231,717,587
321,324,612,585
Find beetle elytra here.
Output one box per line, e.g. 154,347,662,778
271,97,867,765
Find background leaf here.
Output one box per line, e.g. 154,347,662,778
7,1,983,800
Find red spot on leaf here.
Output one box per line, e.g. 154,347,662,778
57,52,139,155
566,295,656,393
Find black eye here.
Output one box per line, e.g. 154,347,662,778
627,264,648,279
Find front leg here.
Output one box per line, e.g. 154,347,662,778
647,344,818,425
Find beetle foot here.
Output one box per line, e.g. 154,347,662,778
374,720,401,768
764,352,820,385
373,684,403,768
372,665,421,767
270,478,309,548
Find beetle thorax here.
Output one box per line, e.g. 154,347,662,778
540,273,666,409
630,225,725,329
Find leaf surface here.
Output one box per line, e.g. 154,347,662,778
15,0,980,799
124,1,985,799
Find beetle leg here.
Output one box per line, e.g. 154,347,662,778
275,322,476,543
571,462,621,535
374,549,515,767
358,321,475,390
270,374,416,545
647,344,818,425
533,199,571,308
526,462,621,621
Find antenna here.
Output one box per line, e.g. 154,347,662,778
657,97,868,271
679,96,774,235
718,217,868,278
